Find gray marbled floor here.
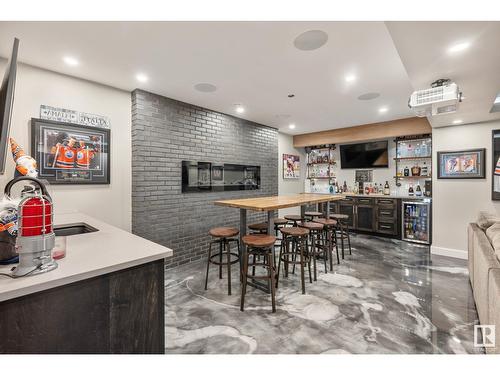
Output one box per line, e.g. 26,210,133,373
165,234,483,354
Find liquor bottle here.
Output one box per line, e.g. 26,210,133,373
415,143,421,157
364,184,370,195
384,181,390,195
343,181,347,193
411,163,421,176
421,141,428,157
404,166,410,177
408,184,414,196
421,162,428,176
407,143,413,157
416,184,422,197
329,184,334,194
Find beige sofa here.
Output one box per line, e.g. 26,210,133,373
468,212,500,354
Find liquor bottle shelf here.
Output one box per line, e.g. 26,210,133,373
394,156,432,161
393,175,432,179
307,162,337,166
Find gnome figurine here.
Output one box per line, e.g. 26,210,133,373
10,138,38,178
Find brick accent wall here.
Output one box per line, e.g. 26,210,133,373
131,89,278,268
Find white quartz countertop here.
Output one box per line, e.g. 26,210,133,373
0,212,172,302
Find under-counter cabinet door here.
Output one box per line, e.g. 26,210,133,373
338,201,355,228
356,204,376,232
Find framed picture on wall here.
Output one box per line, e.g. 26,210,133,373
437,148,485,179
283,154,300,179
492,130,500,200
31,118,110,184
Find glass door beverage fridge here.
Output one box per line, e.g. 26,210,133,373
402,200,431,245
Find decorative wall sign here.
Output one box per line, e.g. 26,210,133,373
492,131,500,200
283,154,300,179
40,105,110,128
31,118,110,184
355,169,373,183
437,148,485,179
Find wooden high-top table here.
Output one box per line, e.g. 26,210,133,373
214,193,343,291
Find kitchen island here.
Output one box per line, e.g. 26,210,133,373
0,212,172,354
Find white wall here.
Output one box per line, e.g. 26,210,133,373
432,120,500,259
0,62,132,230
278,132,306,217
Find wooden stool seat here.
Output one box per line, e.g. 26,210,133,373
248,222,268,231
242,234,276,248
313,218,337,226
330,213,349,221
305,211,323,217
209,227,239,238
273,218,288,225
299,221,324,231
284,214,302,222
280,226,309,237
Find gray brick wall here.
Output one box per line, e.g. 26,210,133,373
131,89,278,268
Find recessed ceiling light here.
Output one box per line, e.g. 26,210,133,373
63,56,79,66
358,92,380,101
289,124,296,129
452,119,463,124
235,105,245,114
194,83,217,93
448,41,470,54
293,30,328,51
136,73,148,83
345,74,357,83
378,107,388,113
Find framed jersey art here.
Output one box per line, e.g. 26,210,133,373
31,118,110,184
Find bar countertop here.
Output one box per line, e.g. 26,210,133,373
0,212,172,302
214,193,344,211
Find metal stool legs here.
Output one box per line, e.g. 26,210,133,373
204,238,240,295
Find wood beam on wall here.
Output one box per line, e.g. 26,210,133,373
293,117,431,147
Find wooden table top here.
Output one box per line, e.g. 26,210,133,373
214,193,343,211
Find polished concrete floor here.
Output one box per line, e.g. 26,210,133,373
165,233,483,354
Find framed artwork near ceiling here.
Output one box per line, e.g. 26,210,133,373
31,118,110,184
437,148,485,179
492,130,500,200
283,154,300,179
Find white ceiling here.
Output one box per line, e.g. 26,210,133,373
0,21,499,134
386,21,500,128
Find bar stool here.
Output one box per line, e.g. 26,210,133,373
304,211,323,221
299,221,327,281
277,226,311,294
240,234,277,312
329,213,352,259
205,227,240,295
313,217,340,270
248,222,268,234
273,218,288,236
284,214,302,227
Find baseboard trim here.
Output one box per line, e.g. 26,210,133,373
431,245,468,260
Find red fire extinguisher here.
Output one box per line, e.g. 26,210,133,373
4,176,57,276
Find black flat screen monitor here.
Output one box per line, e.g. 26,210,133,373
339,140,389,169
0,38,19,174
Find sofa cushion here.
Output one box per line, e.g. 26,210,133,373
486,223,500,251
468,224,478,285
477,211,500,230
473,230,499,325
487,269,500,354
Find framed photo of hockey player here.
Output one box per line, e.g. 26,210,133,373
31,118,110,184
493,130,500,200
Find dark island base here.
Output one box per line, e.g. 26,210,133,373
0,259,165,354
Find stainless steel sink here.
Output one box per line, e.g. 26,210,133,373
53,222,99,237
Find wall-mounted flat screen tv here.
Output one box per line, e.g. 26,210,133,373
0,38,19,174
339,140,389,169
